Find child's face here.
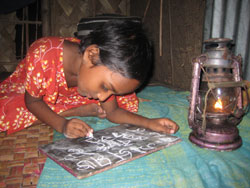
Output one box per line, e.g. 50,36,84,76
77,64,140,102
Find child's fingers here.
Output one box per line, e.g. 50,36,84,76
97,106,107,119
67,128,85,138
164,120,179,133
158,118,179,134
67,118,93,138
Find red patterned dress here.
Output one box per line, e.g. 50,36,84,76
0,37,138,135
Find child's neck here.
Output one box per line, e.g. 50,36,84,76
63,40,82,88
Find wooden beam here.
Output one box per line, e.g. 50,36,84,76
41,0,50,36
159,0,163,56
0,19,42,25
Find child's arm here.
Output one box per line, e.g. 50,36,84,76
25,91,93,138
101,98,179,134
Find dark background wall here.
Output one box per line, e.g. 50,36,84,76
131,0,205,90
0,0,206,90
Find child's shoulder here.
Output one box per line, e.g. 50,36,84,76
30,37,65,48
29,37,80,49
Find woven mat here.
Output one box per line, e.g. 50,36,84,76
0,124,53,188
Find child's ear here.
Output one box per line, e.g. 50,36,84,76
83,45,100,66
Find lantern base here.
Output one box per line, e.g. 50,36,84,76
189,126,242,151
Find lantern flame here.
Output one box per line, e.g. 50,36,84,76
214,98,223,109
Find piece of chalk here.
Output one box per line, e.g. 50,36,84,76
87,132,93,138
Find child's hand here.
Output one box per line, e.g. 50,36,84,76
63,118,93,138
76,104,107,119
147,118,179,134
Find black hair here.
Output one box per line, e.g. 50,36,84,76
79,19,152,85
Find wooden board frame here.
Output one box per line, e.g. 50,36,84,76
39,124,181,179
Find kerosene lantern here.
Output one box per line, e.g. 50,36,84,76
188,38,249,151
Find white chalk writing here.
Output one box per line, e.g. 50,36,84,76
43,125,180,174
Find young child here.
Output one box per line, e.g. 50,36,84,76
0,20,179,138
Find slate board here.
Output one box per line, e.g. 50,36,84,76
39,124,181,179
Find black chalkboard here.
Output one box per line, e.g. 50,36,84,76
39,124,181,179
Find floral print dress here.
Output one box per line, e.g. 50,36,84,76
0,37,138,134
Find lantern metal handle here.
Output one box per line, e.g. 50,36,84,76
188,56,202,129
